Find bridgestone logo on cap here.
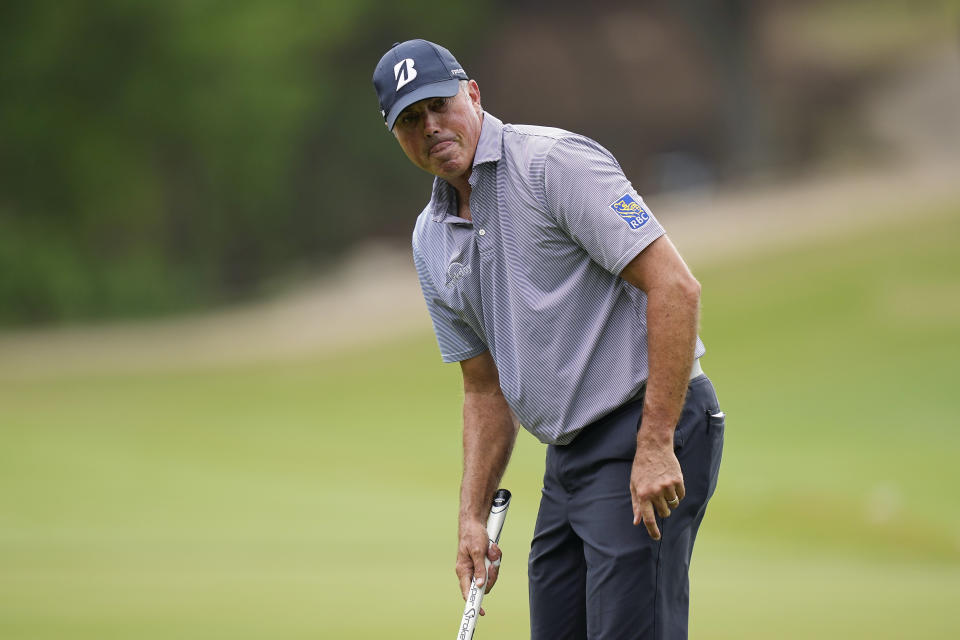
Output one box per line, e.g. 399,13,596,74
394,58,417,91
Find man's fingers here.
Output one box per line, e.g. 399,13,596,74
484,543,502,593
456,548,481,599
632,494,642,526
643,516,661,540
631,494,661,538
653,494,671,518
472,547,488,588
641,503,661,540
485,561,500,593
458,567,472,600
676,482,686,502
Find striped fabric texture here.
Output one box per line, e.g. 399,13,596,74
412,112,706,444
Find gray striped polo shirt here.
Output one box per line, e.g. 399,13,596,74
412,112,706,445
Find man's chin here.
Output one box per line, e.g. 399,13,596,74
432,159,467,180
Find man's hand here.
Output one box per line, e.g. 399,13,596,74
456,519,503,616
630,431,685,540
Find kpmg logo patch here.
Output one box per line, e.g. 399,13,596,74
610,193,649,230
446,261,472,288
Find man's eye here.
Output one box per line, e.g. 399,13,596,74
432,98,448,110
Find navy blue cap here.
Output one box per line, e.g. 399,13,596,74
372,39,469,130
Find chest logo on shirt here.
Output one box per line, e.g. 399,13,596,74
446,261,472,288
610,194,650,230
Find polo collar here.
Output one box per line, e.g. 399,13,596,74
429,177,457,223
472,111,503,168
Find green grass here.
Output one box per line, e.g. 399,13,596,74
2,206,959,638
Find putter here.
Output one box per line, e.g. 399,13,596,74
456,489,511,640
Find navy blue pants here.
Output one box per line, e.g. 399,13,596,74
528,375,724,640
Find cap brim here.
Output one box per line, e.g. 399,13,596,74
385,78,462,130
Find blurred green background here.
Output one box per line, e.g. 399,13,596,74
2,0,960,638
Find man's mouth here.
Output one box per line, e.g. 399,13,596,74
430,140,455,156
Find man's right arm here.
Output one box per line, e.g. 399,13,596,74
457,350,518,611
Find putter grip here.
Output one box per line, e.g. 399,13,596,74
485,489,511,543
456,489,511,640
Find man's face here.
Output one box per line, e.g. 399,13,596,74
392,80,483,182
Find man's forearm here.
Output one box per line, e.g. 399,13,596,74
640,278,701,442
459,389,518,525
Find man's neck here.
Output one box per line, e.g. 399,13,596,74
454,182,472,221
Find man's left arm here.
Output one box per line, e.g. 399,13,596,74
619,234,701,540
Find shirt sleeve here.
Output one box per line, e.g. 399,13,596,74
412,240,488,363
542,135,665,275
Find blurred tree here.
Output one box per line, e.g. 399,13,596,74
669,0,776,178
0,0,489,324
1,0,948,325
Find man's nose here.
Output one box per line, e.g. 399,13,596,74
423,111,441,136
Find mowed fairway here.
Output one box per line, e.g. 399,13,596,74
1,206,959,638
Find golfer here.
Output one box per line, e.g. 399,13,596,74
373,39,725,640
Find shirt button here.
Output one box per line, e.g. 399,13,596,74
478,229,486,236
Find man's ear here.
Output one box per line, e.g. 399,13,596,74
468,79,482,113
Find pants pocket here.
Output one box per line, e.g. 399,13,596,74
705,409,725,500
